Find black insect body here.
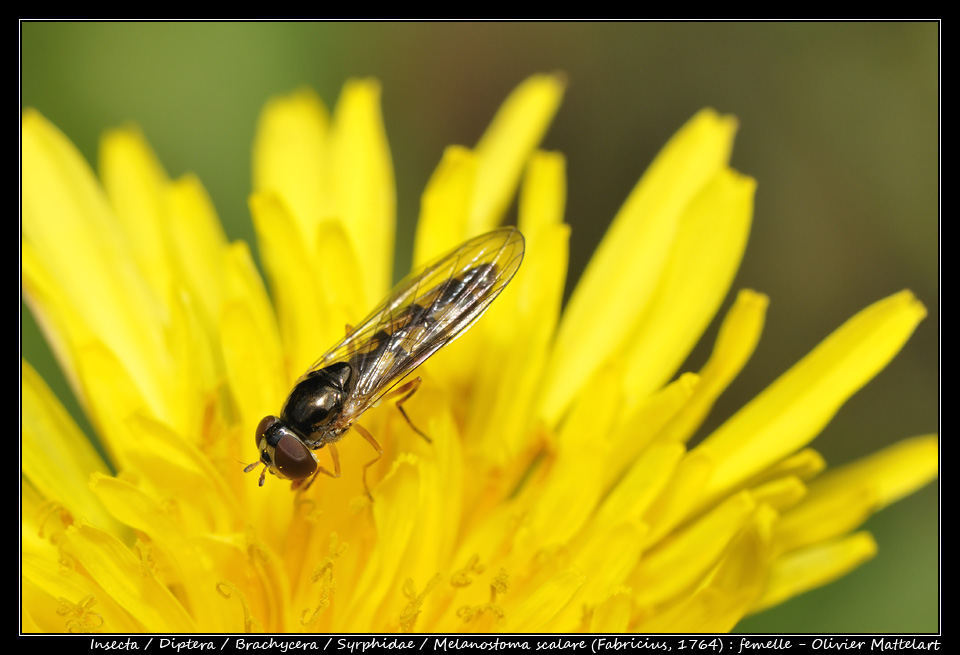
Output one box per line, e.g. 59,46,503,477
247,227,525,494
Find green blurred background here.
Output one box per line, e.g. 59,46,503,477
21,22,938,633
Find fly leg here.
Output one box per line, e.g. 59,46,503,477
353,423,382,500
383,377,431,443
293,444,341,492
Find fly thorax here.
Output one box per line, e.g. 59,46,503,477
281,362,354,440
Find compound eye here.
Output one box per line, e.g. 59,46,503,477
255,416,279,448
274,434,317,481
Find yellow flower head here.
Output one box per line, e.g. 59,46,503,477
21,74,937,633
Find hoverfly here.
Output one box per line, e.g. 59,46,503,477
246,226,525,495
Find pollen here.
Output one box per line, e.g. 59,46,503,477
56,595,103,633
217,581,263,633
450,555,486,587
455,568,510,626
299,574,332,628
399,574,441,632
300,535,347,627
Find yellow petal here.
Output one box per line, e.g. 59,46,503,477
250,191,337,377
414,145,477,265
212,532,289,632
253,87,332,246
642,450,714,547
163,286,217,438
622,168,755,401
22,242,88,394
594,440,685,532
749,475,807,513
588,588,632,632
753,532,878,612
656,289,768,444
22,549,142,633
166,174,229,329
72,341,155,469
220,242,287,440
60,523,197,631
501,567,584,632
463,221,569,472
370,404,464,623
120,417,235,532
518,150,567,235
330,79,395,303
633,492,757,606
222,298,287,462
23,110,168,414
222,241,283,361
99,125,174,302
696,290,926,505
568,520,646,607
469,73,565,234
540,109,738,424
636,506,774,633
776,436,938,553
521,366,619,548
806,435,937,510
747,448,826,486
343,455,421,631
605,374,698,489
22,361,120,533
313,219,367,324
89,474,239,632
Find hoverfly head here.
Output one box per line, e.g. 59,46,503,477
246,415,318,486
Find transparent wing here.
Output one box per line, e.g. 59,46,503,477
299,226,525,415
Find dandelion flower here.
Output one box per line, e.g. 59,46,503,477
21,74,937,633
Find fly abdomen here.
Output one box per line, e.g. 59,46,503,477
436,263,499,310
